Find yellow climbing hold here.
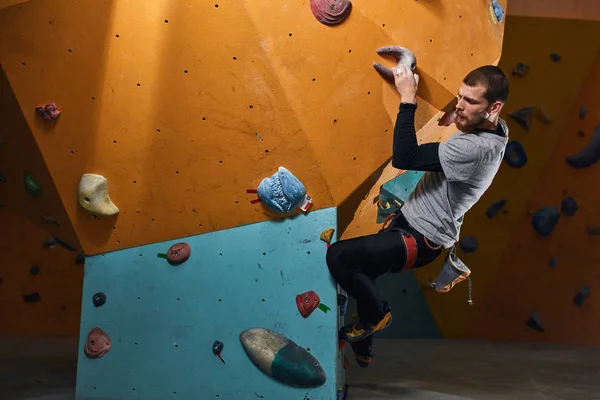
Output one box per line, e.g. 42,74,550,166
320,228,335,244
78,173,119,217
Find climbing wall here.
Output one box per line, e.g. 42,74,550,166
0,66,83,336
76,207,339,399
411,17,600,341
0,0,504,256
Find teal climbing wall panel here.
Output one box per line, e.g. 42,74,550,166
76,207,339,400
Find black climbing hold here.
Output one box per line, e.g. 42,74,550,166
511,63,529,77
525,311,544,332
76,253,85,264
29,265,40,275
560,196,579,216
93,292,106,307
213,340,225,363
486,199,507,218
23,292,41,303
532,206,560,237
337,294,347,306
504,141,528,168
579,106,587,119
459,236,478,253
566,124,600,169
53,236,77,251
24,172,42,196
574,286,590,307
549,53,561,62
507,105,534,131
548,257,558,268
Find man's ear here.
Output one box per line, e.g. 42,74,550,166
489,101,503,115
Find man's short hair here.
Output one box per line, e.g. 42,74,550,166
463,65,509,104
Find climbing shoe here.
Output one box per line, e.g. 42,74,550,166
341,306,392,342
351,337,374,368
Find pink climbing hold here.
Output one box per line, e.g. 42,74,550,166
36,103,61,121
167,242,191,265
310,0,352,26
84,327,112,359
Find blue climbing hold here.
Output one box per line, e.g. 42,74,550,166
0,172,6,183
504,141,528,168
29,265,40,275
550,53,561,62
561,196,579,216
574,286,590,307
579,106,588,119
548,257,558,268
491,0,505,22
459,236,478,253
532,206,560,236
525,311,544,332
486,199,507,218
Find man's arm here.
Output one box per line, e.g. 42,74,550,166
391,102,443,172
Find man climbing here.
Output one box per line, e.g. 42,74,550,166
326,64,510,367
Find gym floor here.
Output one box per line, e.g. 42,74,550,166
1,338,599,399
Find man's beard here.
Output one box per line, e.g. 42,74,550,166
456,114,484,133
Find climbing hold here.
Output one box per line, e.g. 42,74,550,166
24,172,42,196
503,141,528,168
532,206,560,237
511,63,529,77
574,286,590,307
212,340,226,364
93,292,106,307
566,124,600,169
486,199,507,218
507,105,535,131
536,107,552,124
0,172,5,183
75,253,85,264
549,53,561,62
23,292,41,303
337,293,347,316
548,257,558,268
309,0,352,26
257,167,311,213
78,174,119,217
84,327,112,359
586,226,600,236
29,265,40,275
373,46,417,83
579,106,588,119
561,196,579,216
43,238,57,248
296,290,321,318
320,228,335,245
53,236,77,251
166,242,191,265
239,327,326,388
489,0,505,23
458,236,478,253
41,215,60,227
525,311,544,332
35,103,61,121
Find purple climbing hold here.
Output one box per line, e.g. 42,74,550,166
525,311,544,332
532,206,560,237
486,199,507,218
459,236,478,253
36,103,61,121
574,286,590,307
560,196,579,216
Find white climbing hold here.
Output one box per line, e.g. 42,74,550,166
78,174,119,217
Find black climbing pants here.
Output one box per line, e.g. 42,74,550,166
326,211,443,326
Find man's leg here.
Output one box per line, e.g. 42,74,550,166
326,231,407,340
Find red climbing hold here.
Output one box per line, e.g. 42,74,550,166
36,103,61,121
296,290,321,318
84,328,112,359
167,242,191,265
310,0,352,26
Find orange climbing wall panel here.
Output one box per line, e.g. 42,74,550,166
507,0,600,21
0,0,504,255
412,17,600,339
466,50,600,346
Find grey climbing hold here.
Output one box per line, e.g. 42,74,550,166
459,236,478,253
373,46,417,83
24,172,42,197
561,196,579,216
486,200,507,218
504,141,528,168
507,105,535,131
29,265,40,275
532,206,560,237
550,53,561,62
525,311,544,332
566,124,600,168
548,257,558,268
93,292,106,307
574,286,590,307
579,106,587,119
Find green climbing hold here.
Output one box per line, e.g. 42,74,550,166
24,172,42,197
